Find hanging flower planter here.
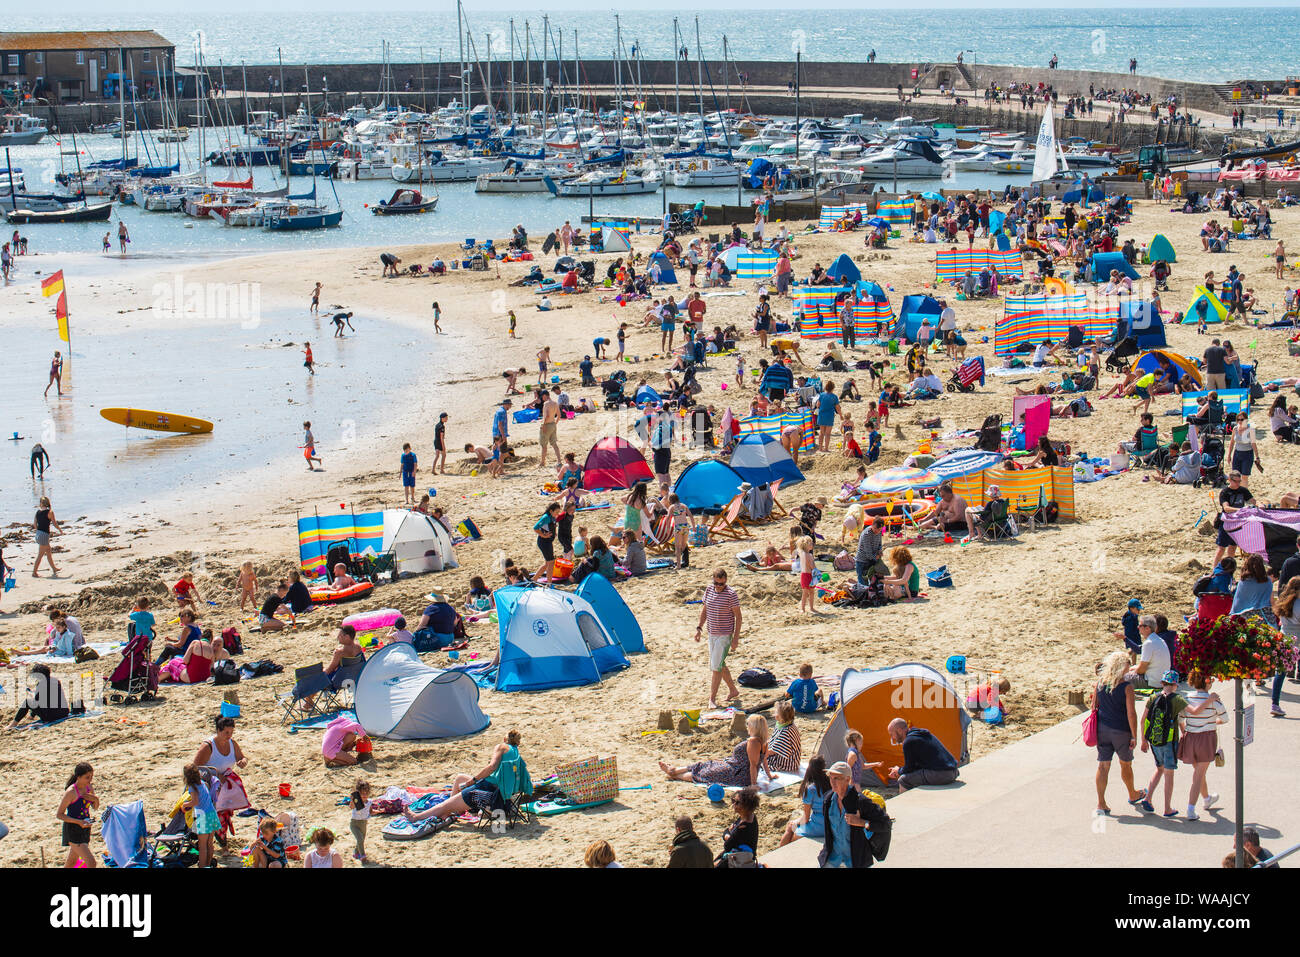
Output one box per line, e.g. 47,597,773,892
1180,613,1297,683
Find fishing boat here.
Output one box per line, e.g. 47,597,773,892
371,187,438,214
0,113,48,146
474,164,570,193
206,145,284,167
7,199,114,224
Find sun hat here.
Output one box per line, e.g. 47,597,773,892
1161,670,1180,686
1128,598,1143,609
827,761,853,777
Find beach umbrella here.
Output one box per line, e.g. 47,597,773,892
858,466,942,496
922,191,944,201
865,216,889,229
930,448,1002,480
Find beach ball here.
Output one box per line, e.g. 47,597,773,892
707,784,725,803
428,487,437,498
820,572,830,582
720,383,728,390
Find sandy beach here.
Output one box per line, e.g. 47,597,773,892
1,194,1297,869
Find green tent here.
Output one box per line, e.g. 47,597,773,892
1182,285,1226,324
1149,233,1176,263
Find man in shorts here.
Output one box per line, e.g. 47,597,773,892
696,569,742,708
432,412,448,474
917,484,969,535
539,390,561,468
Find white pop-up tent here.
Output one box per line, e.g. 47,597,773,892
375,509,457,575
355,642,490,740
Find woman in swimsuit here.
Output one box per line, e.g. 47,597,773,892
57,762,99,868
44,351,62,398
33,496,60,577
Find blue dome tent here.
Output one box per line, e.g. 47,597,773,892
575,573,646,654
1090,251,1139,281
729,432,805,487
672,459,747,513
494,586,630,692
826,253,862,284
896,294,943,341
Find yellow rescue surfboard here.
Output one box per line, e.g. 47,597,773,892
100,407,213,434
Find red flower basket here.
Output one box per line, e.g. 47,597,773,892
1180,613,1297,683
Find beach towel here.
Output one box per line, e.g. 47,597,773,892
18,642,122,665
12,709,104,731
689,768,804,795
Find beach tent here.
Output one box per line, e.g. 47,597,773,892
895,294,943,341
379,509,456,575
648,251,678,284
574,572,646,654
1090,251,1139,281
672,458,747,513
1115,300,1166,350
1062,186,1106,205
1183,286,1226,324
729,431,805,487
635,384,662,405
988,209,1006,235
582,436,653,491
494,586,630,692
1131,349,1202,388
720,246,742,273
355,642,490,740
1222,507,1300,573
598,224,633,254
817,664,971,780
993,231,1011,251
826,253,862,284
737,251,779,281
1149,233,1176,263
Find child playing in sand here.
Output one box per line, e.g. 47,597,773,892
432,301,443,334
303,342,315,375
503,367,526,395
796,535,816,612
508,309,517,338
735,354,745,389
303,421,322,470
251,818,287,868
304,827,343,868
236,562,258,613
574,525,590,558
667,493,691,568
966,675,1012,713
784,663,825,713
464,443,502,478
617,323,628,360
350,779,372,863
172,571,202,611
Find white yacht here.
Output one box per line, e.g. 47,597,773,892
856,138,946,178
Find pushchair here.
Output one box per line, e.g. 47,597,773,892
1193,434,1227,488
325,540,377,584
107,630,159,705
1104,336,1139,374
601,371,631,409
667,212,696,234
946,356,986,393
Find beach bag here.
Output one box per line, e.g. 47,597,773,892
412,628,453,653
555,755,619,804
833,550,856,572
239,659,282,680
212,660,241,686
1082,697,1098,748
738,668,777,689
925,566,953,589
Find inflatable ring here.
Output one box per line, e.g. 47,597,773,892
688,162,697,171
308,581,375,604
859,499,936,526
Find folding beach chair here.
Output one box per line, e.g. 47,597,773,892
475,751,536,832
768,478,789,518
707,494,753,541
278,664,331,725
976,498,1015,541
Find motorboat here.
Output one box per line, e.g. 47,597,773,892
372,187,438,214
855,138,946,177
553,166,662,197
0,113,48,146
668,157,742,187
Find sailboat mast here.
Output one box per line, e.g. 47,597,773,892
119,46,126,165
615,15,623,142
508,20,516,127
541,16,549,142
723,36,730,116
673,19,681,146
457,0,467,133
695,17,704,124
277,47,288,181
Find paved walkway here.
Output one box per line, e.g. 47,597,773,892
762,679,1298,868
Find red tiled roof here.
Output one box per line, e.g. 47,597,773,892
0,31,173,52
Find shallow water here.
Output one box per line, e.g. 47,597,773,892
0,303,438,519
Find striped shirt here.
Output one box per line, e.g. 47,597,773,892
769,723,802,774
1182,691,1226,734
703,585,740,637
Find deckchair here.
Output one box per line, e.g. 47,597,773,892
475,751,536,831
976,498,1015,541
768,478,789,518
708,494,753,540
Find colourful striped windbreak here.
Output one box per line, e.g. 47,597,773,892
739,410,816,454
737,251,779,280
995,293,1119,356
948,466,1076,521
818,203,871,230
877,199,912,227
935,248,1024,282
297,510,385,578
793,286,894,340
1181,390,1251,417
597,221,632,238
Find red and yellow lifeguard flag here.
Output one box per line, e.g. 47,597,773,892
41,270,70,343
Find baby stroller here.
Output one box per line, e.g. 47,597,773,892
1104,336,1139,374
1193,434,1227,488
946,356,986,393
107,629,159,705
1151,259,1171,291
601,371,631,409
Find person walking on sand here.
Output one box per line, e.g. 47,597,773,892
432,301,443,333
303,342,316,375
539,389,561,468
537,346,551,387
44,350,63,397
303,421,323,470
310,282,322,314
561,220,574,256
1275,240,1287,281
433,411,449,474
400,443,418,505
507,309,517,338
332,311,354,338
102,232,111,254
33,496,61,578
696,568,743,708
117,219,130,255
57,762,99,869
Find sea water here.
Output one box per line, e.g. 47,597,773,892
4,7,1296,83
